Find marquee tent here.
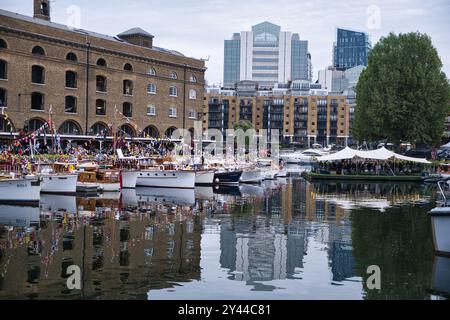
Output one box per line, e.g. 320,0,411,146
315,147,430,164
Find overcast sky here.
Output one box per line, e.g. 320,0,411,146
1,0,449,84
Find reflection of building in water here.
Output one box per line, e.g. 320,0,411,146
219,214,308,286
0,198,202,299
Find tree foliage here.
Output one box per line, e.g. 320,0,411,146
353,32,450,146
233,120,253,132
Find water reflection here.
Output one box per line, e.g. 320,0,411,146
0,177,443,300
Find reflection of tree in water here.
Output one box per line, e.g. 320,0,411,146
351,203,435,299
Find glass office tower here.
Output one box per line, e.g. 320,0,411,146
333,28,371,71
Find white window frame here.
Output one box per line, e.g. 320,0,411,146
188,109,196,119
147,83,156,94
148,68,156,76
170,71,178,80
189,89,197,100
190,75,197,82
169,86,178,97
147,104,156,116
169,107,177,118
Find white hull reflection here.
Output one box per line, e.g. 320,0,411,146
195,186,215,200
432,255,450,298
0,204,40,227
40,194,77,214
122,187,195,206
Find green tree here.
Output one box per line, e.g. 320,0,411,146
233,120,253,132
353,32,450,146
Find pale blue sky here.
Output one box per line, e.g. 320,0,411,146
1,0,449,85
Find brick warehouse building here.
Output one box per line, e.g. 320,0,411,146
203,81,351,147
0,1,206,140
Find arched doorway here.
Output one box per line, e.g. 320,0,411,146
165,126,177,138
119,124,136,137
58,120,82,135
142,125,159,138
0,116,13,132
27,118,47,132
91,122,108,135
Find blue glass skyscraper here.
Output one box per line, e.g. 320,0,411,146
333,28,371,70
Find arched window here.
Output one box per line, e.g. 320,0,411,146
96,58,107,67
0,88,6,107
28,118,46,132
0,39,6,49
189,89,197,100
66,52,77,61
169,86,178,97
95,99,106,115
165,126,177,138
65,71,77,88
0,116,12,132
124,63,133,71
147,83,156,94
32,65,45,84
59,120,82,135
31,92,44,110
148,68,156,76
40,2,49,15
91,122,108,135
123,80,133,95
119,124,136,137
142,125,159,138
65,96,77,113
122,102,132,117
0,60,6,79
96,75,106,92
190,75,197,82
32,46,45,55
170,71,178,79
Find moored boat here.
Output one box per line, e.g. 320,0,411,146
195,170,215,185
0,177,41,204
429,207,450,255
120,170,139,189
213,170,242,185
240,167,263,184
137,169,195,189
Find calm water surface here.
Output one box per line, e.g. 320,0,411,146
0,174,447,300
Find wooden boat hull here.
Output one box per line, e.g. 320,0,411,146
0,178,41,204
40,174,78,194
136,170,195,189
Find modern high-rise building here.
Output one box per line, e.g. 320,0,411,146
223,22,311,89
333,28,371,71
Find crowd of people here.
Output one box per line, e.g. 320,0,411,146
314,160,426,176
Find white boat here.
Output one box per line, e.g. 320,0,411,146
39,174,78,194
137,170,195,188
429,206,450,255
280,148,327,164
195,170,215,185
0,177,41,203
121,170,139,188
240,169,263,183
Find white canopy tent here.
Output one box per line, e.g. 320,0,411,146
440,142,450,150
315,147,430,164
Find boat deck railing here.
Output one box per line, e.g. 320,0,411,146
437,179,450,207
